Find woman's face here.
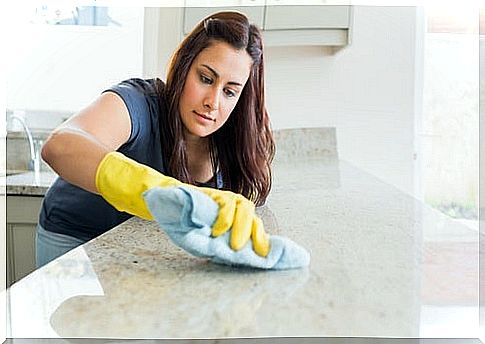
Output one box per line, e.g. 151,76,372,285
179,40,253,139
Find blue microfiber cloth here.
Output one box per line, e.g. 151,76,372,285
143,186,310,270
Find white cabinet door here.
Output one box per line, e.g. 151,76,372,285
7,196,43,287
8,223,37,285
7,224,14,288
264,5,351,30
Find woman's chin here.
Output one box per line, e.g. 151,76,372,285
185,125,214,139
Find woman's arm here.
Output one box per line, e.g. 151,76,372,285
41,92,131,194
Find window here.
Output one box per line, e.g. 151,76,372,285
30,6,119,26
7,6,144,127
421,5,478,222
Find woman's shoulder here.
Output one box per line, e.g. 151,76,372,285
115,77,165,96
105,78,168,114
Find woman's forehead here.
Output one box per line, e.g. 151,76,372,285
194,41,252,84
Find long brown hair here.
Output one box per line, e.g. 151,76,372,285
159,11,274,206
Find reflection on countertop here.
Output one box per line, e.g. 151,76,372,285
5,155,479,339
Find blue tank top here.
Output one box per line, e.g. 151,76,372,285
39,78,222,240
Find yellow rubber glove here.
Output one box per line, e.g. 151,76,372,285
95,152,270,257
197,187,270,257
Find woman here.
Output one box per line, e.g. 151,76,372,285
37,11,275,267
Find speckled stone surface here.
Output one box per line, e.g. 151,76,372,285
4,171,58,196
6,157,478,339
272,127,338,162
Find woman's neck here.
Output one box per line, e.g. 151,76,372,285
184,131,209,156
184,131,212,183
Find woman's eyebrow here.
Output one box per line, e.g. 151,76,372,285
201,64,243,87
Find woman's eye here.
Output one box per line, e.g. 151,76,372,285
224,89,236,98
200,74,212,84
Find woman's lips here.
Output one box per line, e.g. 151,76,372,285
193,111,215,122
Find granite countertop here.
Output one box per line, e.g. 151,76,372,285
4,171,58,196
6,157,479,339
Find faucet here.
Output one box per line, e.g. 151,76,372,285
10,115,42,173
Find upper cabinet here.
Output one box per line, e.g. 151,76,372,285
183,3,353,47
264,5,350,29
263,5,352,46
143,3,353,77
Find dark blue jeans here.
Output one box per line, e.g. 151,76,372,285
35,224,87,268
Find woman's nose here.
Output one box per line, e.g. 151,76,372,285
203,89,220,111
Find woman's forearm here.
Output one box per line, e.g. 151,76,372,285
41,128,111,194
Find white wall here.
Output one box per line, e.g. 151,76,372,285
265,6,423,195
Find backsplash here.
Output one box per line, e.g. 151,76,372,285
7,127,338,172
272,127,338,162
7,130,53,173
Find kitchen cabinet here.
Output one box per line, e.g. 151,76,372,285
7,195,43,287
143,4,352,77
264,5,352,46
264,5,350,29
183,4,352,46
